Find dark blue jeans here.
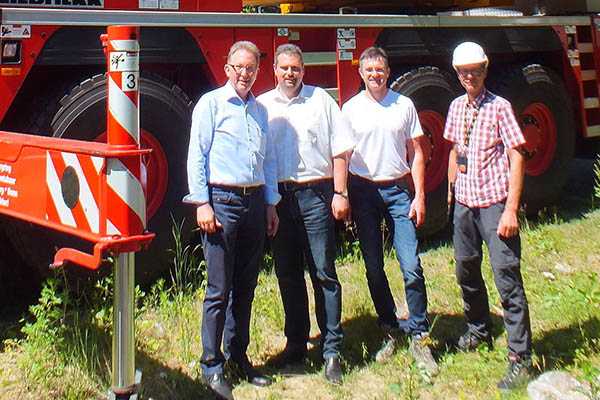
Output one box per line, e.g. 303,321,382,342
272,181,343,358
200,186,265,375
349,175,429,335
453,202,532,358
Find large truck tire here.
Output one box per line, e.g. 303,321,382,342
490,64,576,214
391,66,459,236
6,73,193,285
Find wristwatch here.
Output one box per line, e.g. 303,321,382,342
334,189,348,199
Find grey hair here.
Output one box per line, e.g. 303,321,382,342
274,43,304,65
228,40,261,65
359,46,389,69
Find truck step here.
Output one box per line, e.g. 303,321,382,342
304,51,337,66
581,69,597,81
577,42,594,53
584,97,599,109
586,124,600,137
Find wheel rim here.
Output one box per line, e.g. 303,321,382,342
419,110,451,193
520,103,557,177
93,129,168,219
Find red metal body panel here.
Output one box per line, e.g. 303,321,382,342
0,131,150,239
336,27,381,105
0,25,58,122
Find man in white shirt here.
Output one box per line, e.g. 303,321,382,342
342,46,438,377
258,43,354,384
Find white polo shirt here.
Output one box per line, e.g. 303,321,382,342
342,90,423,181
258,84,355,182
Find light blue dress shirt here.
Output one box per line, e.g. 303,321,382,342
184,82,280,206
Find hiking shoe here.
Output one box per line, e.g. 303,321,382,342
409,333,439,378
457,330,493,352
375,331,399,363
497,354,532,390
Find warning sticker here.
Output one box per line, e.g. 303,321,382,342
338,50,353,61
109,52,139,72
337,28,355,39
1,25,31,39
337,38,356,50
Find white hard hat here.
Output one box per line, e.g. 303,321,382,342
452,41,489,68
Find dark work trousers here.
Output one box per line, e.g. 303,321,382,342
349,174,429,335
200,186,266,375
453,201,532,358
272,180,343,359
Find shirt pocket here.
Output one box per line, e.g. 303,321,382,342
474,120,501,150
299,115,322,146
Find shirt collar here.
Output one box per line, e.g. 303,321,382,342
222,81,256,104
467,87,487,109
274,83,306,104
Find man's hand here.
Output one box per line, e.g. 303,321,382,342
409,194,426,228
497,209,519,238
266,205,279,237
196,203,222,233
332,193,350,221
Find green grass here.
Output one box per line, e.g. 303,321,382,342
1,206,600,399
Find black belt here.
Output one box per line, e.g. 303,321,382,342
211,184,263,196
278,178,332,192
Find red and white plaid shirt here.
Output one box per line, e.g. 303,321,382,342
443,88,526,208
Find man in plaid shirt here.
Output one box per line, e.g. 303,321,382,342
444,42,533,390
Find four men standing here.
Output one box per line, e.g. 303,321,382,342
186,39,533,399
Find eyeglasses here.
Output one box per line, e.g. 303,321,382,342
457,66,486,78
227,64,258,75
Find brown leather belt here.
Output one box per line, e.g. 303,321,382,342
210,184,263,196
350,173,410,187
278,178,332,192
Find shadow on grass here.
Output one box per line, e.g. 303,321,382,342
533,316,600,370
262,311,507,375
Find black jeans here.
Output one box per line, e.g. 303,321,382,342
200,186,265,375
453,202,532,358
272,181,343,358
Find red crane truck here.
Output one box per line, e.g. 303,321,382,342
0,0,599,282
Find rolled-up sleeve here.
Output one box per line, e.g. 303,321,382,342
183,96,214,205
263,123,281,206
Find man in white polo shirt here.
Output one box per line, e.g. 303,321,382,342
342,46,438,377
258,43,354,384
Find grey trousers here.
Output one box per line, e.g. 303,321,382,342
453,202,532,358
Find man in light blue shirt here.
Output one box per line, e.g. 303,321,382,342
184,40,280,400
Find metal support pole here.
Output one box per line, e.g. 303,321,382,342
102,25,144,400
112,252,137,398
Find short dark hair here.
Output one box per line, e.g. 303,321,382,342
359,46,389,69
274,43,303,66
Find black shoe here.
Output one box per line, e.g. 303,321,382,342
203,372,234,400
497,354,532,390
324,356,343,385
231,358,272,387
272,343,307,367
457,330,493,351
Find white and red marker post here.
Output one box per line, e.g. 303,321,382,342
102,25,144,400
